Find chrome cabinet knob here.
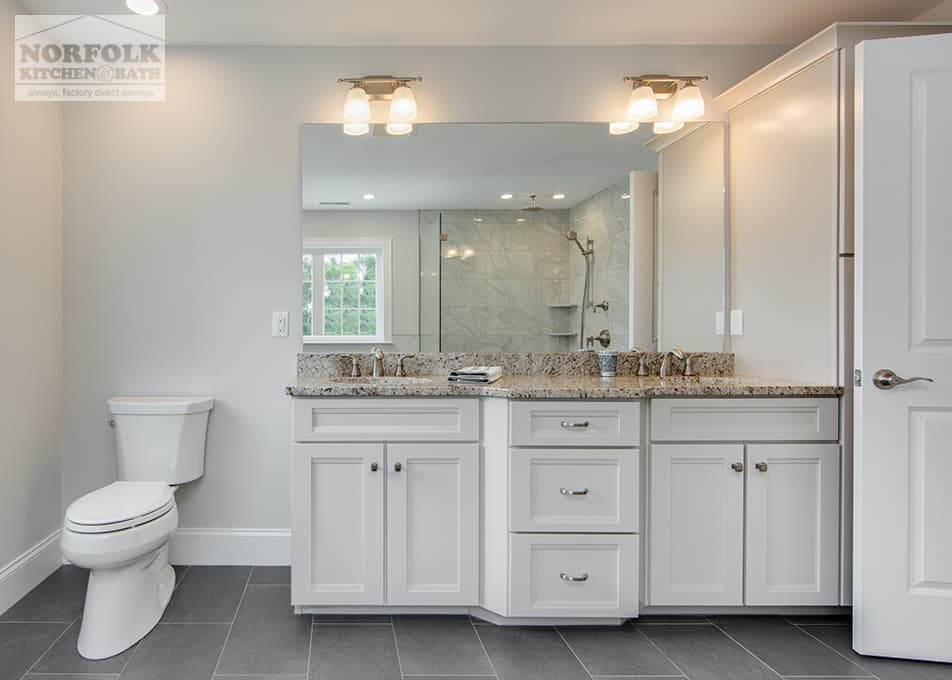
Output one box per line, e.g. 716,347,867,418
394,462,402,472
755,462,768,472
731,462,744,472
872,369,934,390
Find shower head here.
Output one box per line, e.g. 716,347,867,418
566,230,592,255
523,194,544,212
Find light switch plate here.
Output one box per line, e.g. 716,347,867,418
730,309,744,336
715,311,725,336
272,311,289,337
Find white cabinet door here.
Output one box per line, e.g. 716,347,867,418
648,444,745,606
745,444,840,605
386,443,479,605
291,443,384,606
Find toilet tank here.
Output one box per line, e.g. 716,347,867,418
108,397,215,484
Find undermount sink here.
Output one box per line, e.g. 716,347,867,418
329,376,435,385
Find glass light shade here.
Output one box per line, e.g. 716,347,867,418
343,87,371,123
609,121,639,135
673,83,705,120
342,122,369,136
126,0,159,14
627,84,658,121
653,121,685,134
389,85,417,122
386,122,413,136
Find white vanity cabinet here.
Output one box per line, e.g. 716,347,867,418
291,398,479,609
646,398,841,607
482,399,640,622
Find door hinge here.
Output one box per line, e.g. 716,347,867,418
853,369,862,387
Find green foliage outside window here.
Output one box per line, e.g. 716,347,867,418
302,251,378,337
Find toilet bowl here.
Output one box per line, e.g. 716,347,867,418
61,396,213,660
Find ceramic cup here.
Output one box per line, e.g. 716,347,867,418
597,350,618,377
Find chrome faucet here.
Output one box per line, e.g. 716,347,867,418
660,348,686,378
369,347,385,378
630,346,650,376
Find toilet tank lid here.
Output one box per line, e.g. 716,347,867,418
108,396,215,415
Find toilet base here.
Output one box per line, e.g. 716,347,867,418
77,543,175,660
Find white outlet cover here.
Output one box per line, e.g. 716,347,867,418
715,310,725,336
730,309,744,336
272,311,289,337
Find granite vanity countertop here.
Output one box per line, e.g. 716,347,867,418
286,374,845,399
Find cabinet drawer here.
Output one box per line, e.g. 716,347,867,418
650,398,838,442
293,398,478,442
510,401,640,447
509,448,639,533
509,534,638,617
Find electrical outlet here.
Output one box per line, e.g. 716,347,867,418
715,311,725,336
730,309,744,336
272,311,289,337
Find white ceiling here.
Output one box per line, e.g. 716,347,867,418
18,0,946,45
301,123,660,210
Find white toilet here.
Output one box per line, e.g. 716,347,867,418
61,396,214,660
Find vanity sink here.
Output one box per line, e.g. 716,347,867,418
329,376,435,385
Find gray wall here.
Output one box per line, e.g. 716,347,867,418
60,43,784,544
0,0,63,593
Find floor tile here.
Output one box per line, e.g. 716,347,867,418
120,623,230,680
31,619,137,674
216,676,306,680
308,624,401,680
784,614,852,625
393,615,494,676
249,566,291,585
558,625,681,677
26,675,117,680
217,585,310,676
632,615,713,625
0,566,88,622
711,616,870,677
800,624,952,680
173,565,189,586
312,613,392,623
161,566,251,623
403,677,496,680
0,622,69,680
638,623,778,680
475,626,589,680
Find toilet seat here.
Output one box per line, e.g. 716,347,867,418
66,481,175,534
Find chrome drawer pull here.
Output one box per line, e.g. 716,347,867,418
560,572,589,583
560,420,590,429
560,487,589,496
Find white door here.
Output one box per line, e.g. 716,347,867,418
648,444,744,605
854,32,952,662
745,444,840,606
291,443,384,606
386,443,479,605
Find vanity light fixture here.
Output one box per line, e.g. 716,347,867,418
126,0,160,15
338,75,422,137
500,193,513,200
610,74,708,134
609,121,639,135
653,120,685,134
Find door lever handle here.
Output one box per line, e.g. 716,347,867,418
872,369,935,390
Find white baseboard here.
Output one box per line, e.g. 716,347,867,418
0,530,63,616
170,527,291,566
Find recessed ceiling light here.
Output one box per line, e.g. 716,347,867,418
363,193,375,200
126,0,160,15
473,218,483,222
621,192,631,199
500,193,513,200
516,218,527,222
552,193,566,200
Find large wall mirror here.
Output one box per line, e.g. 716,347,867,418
301,122,728,353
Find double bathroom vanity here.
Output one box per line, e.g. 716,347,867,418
286,351,844,623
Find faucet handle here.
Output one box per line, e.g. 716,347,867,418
683,353,698,377
343,354,360,377
629,347,650,376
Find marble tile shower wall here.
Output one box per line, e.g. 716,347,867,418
439,209,573,351
568,178,632,351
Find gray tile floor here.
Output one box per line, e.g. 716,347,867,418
3,566,952,680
